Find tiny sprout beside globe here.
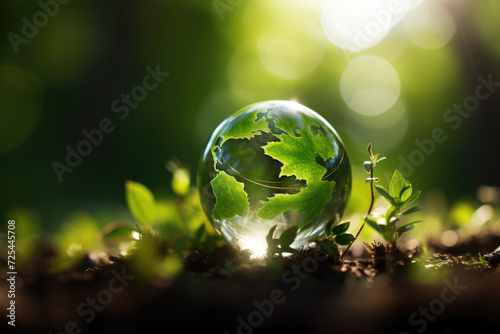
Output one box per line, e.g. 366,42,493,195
197,101,351,256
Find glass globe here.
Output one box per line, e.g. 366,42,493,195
197,100,351,255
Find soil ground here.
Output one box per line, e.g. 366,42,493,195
1,235,500,334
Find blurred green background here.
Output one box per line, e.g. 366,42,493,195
1,0,499,241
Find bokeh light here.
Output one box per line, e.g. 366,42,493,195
404,0,456,49
344,100,408,151
476,185,500,204
340,55,401,116
228,42,290,101
361,27,409,61
440,229,458,247
258,12,325,79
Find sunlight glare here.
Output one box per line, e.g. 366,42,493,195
132,231,141,240
226,217,282,258
240,237,268,258
321,0,423,51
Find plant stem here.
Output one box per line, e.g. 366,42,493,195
340,168,375,260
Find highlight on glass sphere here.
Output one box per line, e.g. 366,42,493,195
197,100,351,256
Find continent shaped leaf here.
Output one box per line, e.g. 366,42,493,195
211,109,270,168
211,171,249,220
257,120,336,229
218,110,270,146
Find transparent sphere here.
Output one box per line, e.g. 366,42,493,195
197,101,351,255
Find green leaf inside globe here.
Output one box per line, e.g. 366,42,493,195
257,115,337,229
198,101,351,254
211,171,249,220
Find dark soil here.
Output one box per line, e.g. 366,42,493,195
2,236,500,334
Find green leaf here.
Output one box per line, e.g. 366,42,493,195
324,219,335,238
125,180,157,227
331,221,350,236
396,220,422,235
210,109,270,170
316,239,339,256
211,171,249,220
389,170,406,199
375,186,395,204
478,252,488,265
402,191,421,208
266,225,278,246
396,225,414,237
401,206,422,215
194,224,205,245
280,245,298,253
363,161,373,173
400,180,412,201
102,224,135,241
257,115,336,228
279,226,299,248
218,109,270,146
266,225,282,254
367,217,386,235
335,233,355,246
385,206,399,225
258,180,335,230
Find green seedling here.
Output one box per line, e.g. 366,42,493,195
340,144,386,258
125,180,157,228
316,220,354,256
266,225,299,256
366,169,421,244
340,144,421,259
187,224,206,249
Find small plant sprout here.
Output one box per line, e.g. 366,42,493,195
187,224,206,249
266,225,299,257
123,180,167,249
340,144,386,259
125,180,157,228
339,144,422,258
122,178,211,252
330,221,355,245
96,180,161,254
477,252,488,265
366,169,422,244
317,220,355,257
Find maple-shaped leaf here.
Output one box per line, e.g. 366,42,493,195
257,114,336,229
